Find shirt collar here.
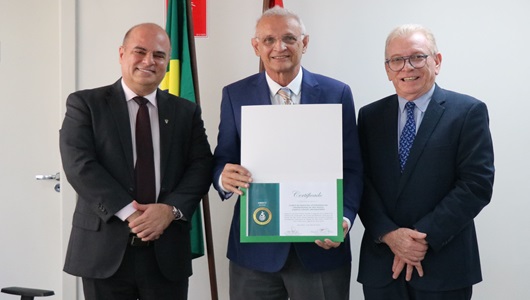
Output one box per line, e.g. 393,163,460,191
398,84,435,113
265,68,303,97
121,79,158,107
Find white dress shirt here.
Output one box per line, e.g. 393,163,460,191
115,80,161,221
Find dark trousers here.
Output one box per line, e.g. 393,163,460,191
230,247,351,300
82,244,188,300
363,276,472,300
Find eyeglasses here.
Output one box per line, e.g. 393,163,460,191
255,34,304,47
385,54,429,72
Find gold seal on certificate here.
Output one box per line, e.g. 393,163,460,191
253,207,272,226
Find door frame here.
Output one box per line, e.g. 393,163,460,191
59,0,78,298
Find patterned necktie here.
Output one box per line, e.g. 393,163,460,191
399,101,416,173
277,87,293,105
133,96,156,203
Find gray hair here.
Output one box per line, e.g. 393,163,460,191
385,24,438,57
256,6,307,36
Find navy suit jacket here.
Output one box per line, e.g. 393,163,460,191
60,80,213,281
213,69,363,273
357,84,494,291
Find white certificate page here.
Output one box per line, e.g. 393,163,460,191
241,104,343,241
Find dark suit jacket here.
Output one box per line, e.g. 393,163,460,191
212,69,363,273
357,84,494,291
60,80,213,281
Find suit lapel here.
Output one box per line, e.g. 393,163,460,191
300,69,321,104
157,89,172,184
249,71,322,105
252,73,274,105
380,97,401,178
107,81,135,176
398,85,446,194
234,73,273,136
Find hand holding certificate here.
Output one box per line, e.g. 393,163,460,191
240,104,344,243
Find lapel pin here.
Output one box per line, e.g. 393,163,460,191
165,119,169,124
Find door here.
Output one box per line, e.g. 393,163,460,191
0,0,76,299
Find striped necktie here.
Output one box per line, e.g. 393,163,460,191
277,87,293,105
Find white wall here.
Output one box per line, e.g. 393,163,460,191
73,0,530,299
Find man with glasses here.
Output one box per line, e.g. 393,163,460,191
356,24,494,300
212,6,363,300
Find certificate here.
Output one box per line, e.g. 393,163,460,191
240,104,343,243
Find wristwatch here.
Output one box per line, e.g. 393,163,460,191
171,206,183,220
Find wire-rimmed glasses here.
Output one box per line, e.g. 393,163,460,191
255,34,304,47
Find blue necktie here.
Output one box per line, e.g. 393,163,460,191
399,101,416,172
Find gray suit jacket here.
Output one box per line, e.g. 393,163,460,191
60,80,212,281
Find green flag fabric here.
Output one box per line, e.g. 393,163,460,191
161,0,204,259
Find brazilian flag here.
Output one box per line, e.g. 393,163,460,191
161,0,204,259
161,0,195,101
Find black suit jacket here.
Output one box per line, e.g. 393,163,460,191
357,84,494,291
60,80,213,281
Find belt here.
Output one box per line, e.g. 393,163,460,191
128,233,151,247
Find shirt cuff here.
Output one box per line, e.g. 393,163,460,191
343,217,351,232
218,174,234,199
115,202,136,221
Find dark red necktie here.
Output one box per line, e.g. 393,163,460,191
133,96,156,204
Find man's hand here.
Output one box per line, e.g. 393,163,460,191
392,255,423,281
315,220,349,250
221,163,252,195
128,201,174,241
382,228,428,280
126,210,142,223
383,228,428,263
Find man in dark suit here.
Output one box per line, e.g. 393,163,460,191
357,24,494,300
212,7,363,300
60,23,212,300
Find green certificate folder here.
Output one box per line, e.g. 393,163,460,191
240,180,343,243
246,183,280,237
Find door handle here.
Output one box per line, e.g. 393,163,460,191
35,172,60,181
35,172,61,192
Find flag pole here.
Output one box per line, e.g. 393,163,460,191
262,0,271,12
185,0,219,299
259,0,271,72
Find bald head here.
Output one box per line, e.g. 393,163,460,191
119,23,171,96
